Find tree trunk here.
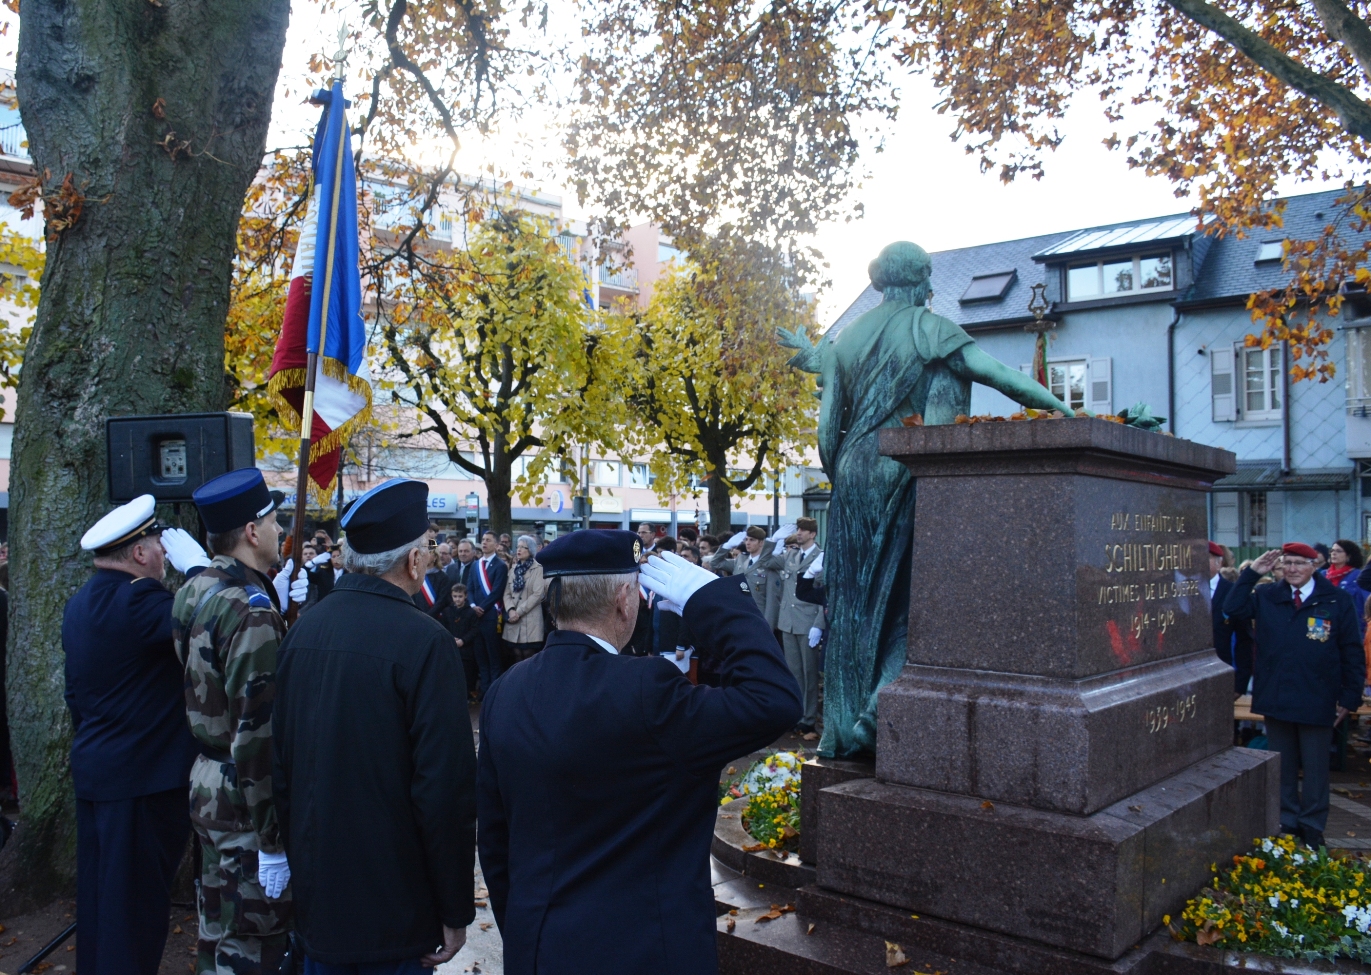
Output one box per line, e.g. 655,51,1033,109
5,0,289,905
706,467,733,537
485,466,513,539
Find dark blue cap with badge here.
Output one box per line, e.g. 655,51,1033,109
536,529,642,577
341,479,429,554
192,468,278,534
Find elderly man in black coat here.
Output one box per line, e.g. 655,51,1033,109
1224,542,1365,851
273,479,476,971
478,531,801,975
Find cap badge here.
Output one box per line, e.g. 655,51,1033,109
633,539,642,559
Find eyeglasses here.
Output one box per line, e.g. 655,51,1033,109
1279,558,1313,567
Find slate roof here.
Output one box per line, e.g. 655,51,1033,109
826,187,1362,337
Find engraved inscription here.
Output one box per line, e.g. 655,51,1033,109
1109,512,1187,533
1103,542,1194,574
1145,694,1198,733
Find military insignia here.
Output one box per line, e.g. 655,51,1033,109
740,581,750,593
633,539,642,559
1307,616,1332,642
244,585,276,610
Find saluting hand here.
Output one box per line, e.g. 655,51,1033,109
422,925,467,966
1250,548,1283,575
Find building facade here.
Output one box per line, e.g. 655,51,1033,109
827,187,1366,554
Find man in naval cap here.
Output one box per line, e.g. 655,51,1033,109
477,531,801,975
62,494,216,974
273,479,477,970
171,468,292,974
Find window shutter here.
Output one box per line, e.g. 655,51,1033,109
1212,492,1240,547
1210,345,1236,421
1088,357,1112,414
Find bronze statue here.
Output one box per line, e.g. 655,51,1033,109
780,241,1081,757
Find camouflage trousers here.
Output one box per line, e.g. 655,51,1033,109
194,823,291,975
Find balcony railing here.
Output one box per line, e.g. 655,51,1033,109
598,263,638,290
0,123,28,160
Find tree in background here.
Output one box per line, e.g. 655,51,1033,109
883,0,1371,379
619,233,817,534
0,225,43,415
6,0,290,901
378,209,627,536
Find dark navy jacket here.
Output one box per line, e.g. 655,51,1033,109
1223,567,1365,726
470,555,508,616
62,567,202,801
1211,575,1251,666
477,575,801,975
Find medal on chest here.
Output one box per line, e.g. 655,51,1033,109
1306,616,1332,642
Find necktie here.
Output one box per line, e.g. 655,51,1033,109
1293,589,1303,609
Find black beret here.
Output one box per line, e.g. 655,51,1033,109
193,468,277,534
536,529,642,577
340,479,429,554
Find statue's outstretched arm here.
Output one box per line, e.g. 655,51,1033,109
949,345,1091,417
777,327,822,375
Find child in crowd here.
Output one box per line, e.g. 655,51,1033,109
444,583,481,698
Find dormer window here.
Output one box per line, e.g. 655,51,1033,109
959,270,1017,303
1255,240,1285,264
1065,252,1173,301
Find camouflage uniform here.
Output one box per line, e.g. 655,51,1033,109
173,555,290,975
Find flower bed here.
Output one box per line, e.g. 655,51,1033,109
720,752,803,853
1174,835,1371,963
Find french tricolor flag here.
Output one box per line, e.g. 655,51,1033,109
267,79,372,491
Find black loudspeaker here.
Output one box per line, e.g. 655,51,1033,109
106,413,256,503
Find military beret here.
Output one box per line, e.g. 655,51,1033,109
192,469,277,535
1208,541,1225,558
746,526,767,541
80,493,165,555
1282,542,1320,560
340,479,429,554
536,529,642,577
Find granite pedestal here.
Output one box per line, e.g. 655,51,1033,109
718,419,1283,973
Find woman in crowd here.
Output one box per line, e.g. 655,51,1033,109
501,534,547,666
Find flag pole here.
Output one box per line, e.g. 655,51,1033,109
288,33,349,618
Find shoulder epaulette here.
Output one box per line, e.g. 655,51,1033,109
244,585,276,610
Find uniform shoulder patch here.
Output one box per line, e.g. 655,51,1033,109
739,581,750,593
244,585,276,610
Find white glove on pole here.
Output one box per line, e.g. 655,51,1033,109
724,530,748,551
160,528,212,573
640,552,716,614
808,626,824,648
802,551,825,579
273,560,293,612
258,850,290,899
770,524,797,544
289,569,309,604
306,551,333,569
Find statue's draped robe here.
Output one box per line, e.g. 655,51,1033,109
817,300,974,757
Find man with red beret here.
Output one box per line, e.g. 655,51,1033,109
1225,542,1365,851
1207,541,1252,695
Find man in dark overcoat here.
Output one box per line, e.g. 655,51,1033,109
273,479,476,971
1225,542,1365,851
63,496,212,974
478,533,801,975
469,529,509,696
1207,541,1252,694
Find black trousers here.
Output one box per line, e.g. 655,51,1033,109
1264,718,1334,838
475,615,503,696
77,786,190,975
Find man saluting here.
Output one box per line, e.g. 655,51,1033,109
477,531,801,975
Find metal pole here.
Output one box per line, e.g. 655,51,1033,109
17,922,76,974
772,470,780,533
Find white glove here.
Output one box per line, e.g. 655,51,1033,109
808,626,823,648
770,524,797,544
273,559,293,611
802,551,825,579
724,530,748,550
640,551,717,614
306,551,332,569
258,850,290,899
289,569,309,604
160,528,211,573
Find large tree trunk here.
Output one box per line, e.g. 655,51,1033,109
485,464,513,539
5,0,289,905
706,466,733,537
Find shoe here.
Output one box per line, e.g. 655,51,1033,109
1302,829,1326,852
794,724,815,735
